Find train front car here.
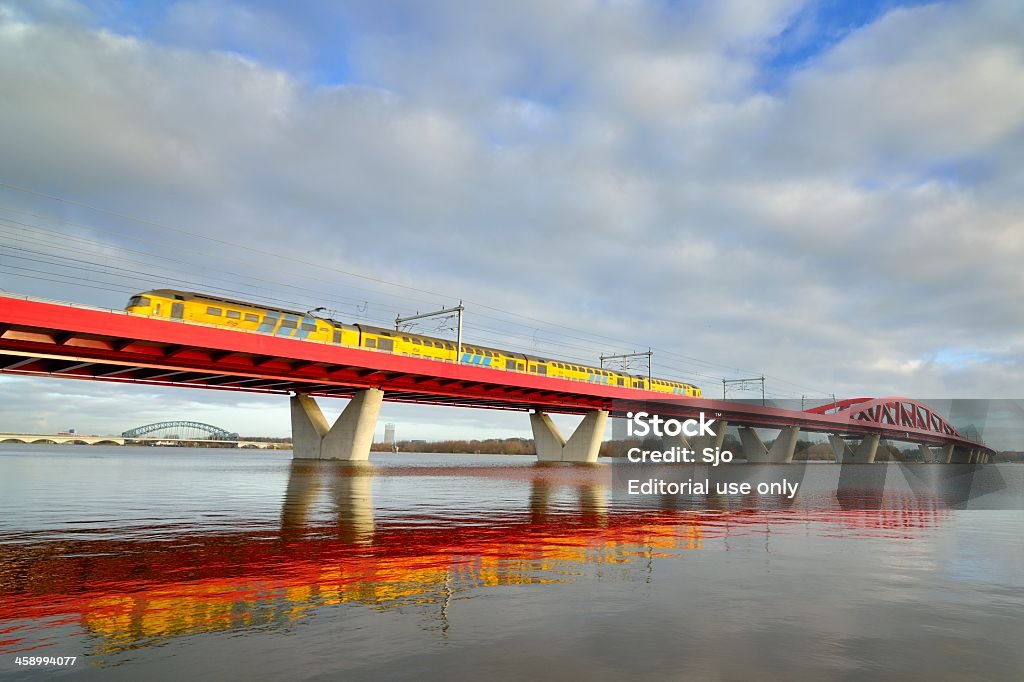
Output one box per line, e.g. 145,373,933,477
125,290,176,318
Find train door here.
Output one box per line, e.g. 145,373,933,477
171,302,184,319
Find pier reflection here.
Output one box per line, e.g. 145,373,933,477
0,461,949,657
282,460,375,544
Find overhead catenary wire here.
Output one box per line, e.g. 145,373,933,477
0,183,832,396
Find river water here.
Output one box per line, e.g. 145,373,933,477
1,445,1022,680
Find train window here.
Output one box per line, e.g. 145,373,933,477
434,341,444,348
484,350,493,357
279,319,297,328
412,338,421,345
378,338,394,352
617,378,624,386
206,307,222,316
226,310,241,319
517,362,524,371
128,296,151,307
506,359,517,370
529,365,537,373
365,338,377,348
244,313,259,322
300,323,316,331
333,330,342,344
402,336,411,342
537,365,547,375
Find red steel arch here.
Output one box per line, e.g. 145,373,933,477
806,398,964,439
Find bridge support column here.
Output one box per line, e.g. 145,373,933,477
531,410,608,463
740,426,800,463
290,390,383,461
664,420,729,458
942,444,955,463
828,433,879,463
949,447,972,463
937,440,954,462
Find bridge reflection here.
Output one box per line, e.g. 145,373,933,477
0,463,948,656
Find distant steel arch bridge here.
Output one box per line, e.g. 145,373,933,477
122,421,238,441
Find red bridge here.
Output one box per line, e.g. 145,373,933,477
0,295,993,463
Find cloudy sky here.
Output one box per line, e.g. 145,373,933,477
0,0,1022,439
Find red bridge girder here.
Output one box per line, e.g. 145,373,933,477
0,295,993,453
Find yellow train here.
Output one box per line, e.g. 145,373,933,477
125,289,702,397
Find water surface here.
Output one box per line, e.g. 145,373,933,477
1,446,1022,680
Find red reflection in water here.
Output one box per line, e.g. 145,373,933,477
0,464,947,656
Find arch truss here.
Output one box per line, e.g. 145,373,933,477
122,421,238,440
807,398,962,438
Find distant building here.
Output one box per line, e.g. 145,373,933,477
383,423,396,446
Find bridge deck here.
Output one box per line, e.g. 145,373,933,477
0,295,993,452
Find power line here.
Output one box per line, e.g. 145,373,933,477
0,182,833,396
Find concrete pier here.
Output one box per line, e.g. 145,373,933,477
290,390,383,461
664,419,729,456
739,426,800,463
828,434,880,463
531,410,608,463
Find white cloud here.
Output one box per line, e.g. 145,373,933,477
1,0,1023,437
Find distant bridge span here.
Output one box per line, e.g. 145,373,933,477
0,433,125,445
122,420,237,440
0,432,272,448
0,295,994,463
